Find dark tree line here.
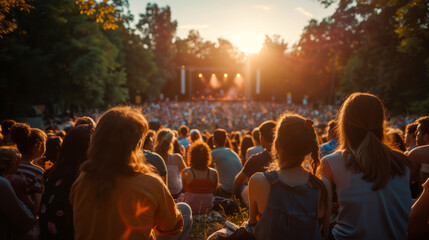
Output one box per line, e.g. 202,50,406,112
1,0,428,117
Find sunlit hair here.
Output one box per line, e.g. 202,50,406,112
81,106,153,197
405,122,418,136
179,125,189,136
338,92,409,191
271,113,319,174
190,129,202,143
251,128,261,145
416,116,429,136
259,120,276,144
386,128,406,152
187,141,212,170
10,123,47,155
154,128,174,162
75,116,96,128
271,112,327,212
0,147,21,176
240,136,254,162
213,129,227,147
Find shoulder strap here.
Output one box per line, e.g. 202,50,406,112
263,171,280,184
190,168,196,178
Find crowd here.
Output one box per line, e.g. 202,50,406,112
1,92,428,240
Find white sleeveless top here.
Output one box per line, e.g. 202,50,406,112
166,155,182,195
324,151,411,240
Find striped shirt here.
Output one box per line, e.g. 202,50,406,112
17,161,44,194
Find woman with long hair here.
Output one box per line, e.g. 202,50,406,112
155,128,187,199
70,106,192,240
247,113,329,239
321,93,410,239
39,124,94,240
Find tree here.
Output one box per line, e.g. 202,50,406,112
137,3,177,99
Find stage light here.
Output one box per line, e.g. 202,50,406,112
224,73,228,78
212,73,215,77
198,73,203,78
236,73,241,77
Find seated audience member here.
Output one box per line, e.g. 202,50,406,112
74,116,96,128
10,123,47,213
69,106,192,240
155,128,187,198
39,124,94,240
181,141,218,214
213,113,329,239
319,120,339,158
143,131,167,184
190,129,202,144
211,129,242,197
1,119,16,146
321,93,410,239
405,122,418,154
34,136,62,172
143,130,156,152
0,147,35,239
239,136,253,166
246,128,264,161
178,125,190,149
232,121,276,204
409,116,429,185
408,178,429,239
386,128,406,152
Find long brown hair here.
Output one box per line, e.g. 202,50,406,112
81,106,153,197
272,112,328,214
338,93,409,191
154,128,174,162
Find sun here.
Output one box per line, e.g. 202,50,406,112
231,28,265,55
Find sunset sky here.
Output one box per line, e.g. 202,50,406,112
128,0,336,54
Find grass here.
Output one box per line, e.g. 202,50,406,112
186,199,249,240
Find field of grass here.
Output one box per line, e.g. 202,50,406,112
186,202,249,240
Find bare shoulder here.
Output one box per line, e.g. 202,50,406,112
249,172,269,187
409,146,429,160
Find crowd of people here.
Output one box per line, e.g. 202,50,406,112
1,92,429,240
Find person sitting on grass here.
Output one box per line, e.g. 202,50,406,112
180,141,218,214
69,106,192,240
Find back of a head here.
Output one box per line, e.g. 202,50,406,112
405,122,418,137
75,116,96,128
240,136,254,159
53,125,94,179
82,106,150,196
251,128,261,145
11,123,47,156
213,129,227,147
338,92,408,190
154,128,174,159
259,120,276,144
190,129,201,143
1,119,16,136
327,120,338,139
0,147,21,176
273,113,319,173
45,136,63,163
179,125,189,137
187,141,212,170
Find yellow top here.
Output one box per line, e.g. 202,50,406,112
70,172,183,240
